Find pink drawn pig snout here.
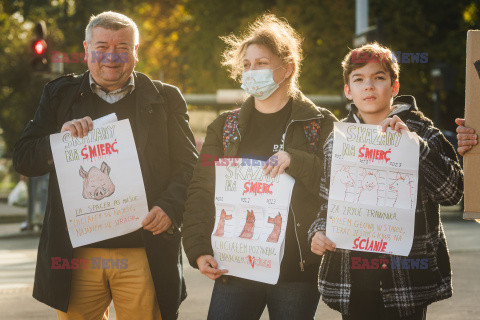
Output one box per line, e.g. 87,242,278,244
93,185,114,200
80,162,116,201
95,187,107,198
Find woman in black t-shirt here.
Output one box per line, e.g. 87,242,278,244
183,13,337,320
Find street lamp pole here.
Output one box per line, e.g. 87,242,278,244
356,0,369,35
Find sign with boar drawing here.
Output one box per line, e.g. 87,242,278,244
326,122,419,256
213,158,295,284
50,119,149,247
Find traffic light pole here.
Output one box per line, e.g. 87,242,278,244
31,20,49,72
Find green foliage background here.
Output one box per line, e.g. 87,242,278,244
0,0,478,155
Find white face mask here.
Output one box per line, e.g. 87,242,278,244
241,66,285,100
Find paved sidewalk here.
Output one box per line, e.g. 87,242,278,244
0,201,26,222
0,205,479,319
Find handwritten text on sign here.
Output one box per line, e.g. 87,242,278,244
326,122,419,256
213,158,295,284
50,119,149,248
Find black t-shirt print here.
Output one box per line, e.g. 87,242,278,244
237,99,292,159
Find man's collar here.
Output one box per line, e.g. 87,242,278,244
89,73,135,94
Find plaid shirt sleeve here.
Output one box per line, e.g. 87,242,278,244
308,132,334,242
411,120,464,206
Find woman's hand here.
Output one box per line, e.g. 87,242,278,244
263,151,291,178
380,115,409,133
196,255,228,280
455,118,478,156
311,231,336,256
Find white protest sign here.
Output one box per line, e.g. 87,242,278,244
92,113,118,127
50,119,149,248
213,158,295,284
326,122,419,256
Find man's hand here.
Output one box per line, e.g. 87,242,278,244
311,231,336,256
196,255,228,280
263,151,291,178
380,115,409,133
61,116,93,138
142,206,172,235
455,118,478,156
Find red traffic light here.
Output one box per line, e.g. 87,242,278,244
34,40,47,55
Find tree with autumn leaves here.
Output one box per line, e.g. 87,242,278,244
0,0,478,155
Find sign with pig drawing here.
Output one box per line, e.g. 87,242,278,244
326,122,419,256
213,158,295,284
50,119,148,247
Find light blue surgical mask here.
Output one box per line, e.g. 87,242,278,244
241,66,285,100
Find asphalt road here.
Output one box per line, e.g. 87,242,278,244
0,216,479,319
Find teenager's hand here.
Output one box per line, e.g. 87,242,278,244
455,118,478,156
263,151,291,178
196,255,228,280
380,115,409,133
311,231,336,255
61,116,93,138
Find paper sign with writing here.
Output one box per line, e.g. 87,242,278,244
213,158,295,284
50,119,149,248
326,122,419,256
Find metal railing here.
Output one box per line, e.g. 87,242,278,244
183,93,345,109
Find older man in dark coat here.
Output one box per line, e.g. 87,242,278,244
13,11,197,320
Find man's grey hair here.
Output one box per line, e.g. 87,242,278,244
85,11,139,45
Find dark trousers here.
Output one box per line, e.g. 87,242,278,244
342,293,427,320
207,276,320,320
343,266,427,320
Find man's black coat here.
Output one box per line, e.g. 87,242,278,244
13,71,198,320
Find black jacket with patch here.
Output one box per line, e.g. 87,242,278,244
183,92,337,278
